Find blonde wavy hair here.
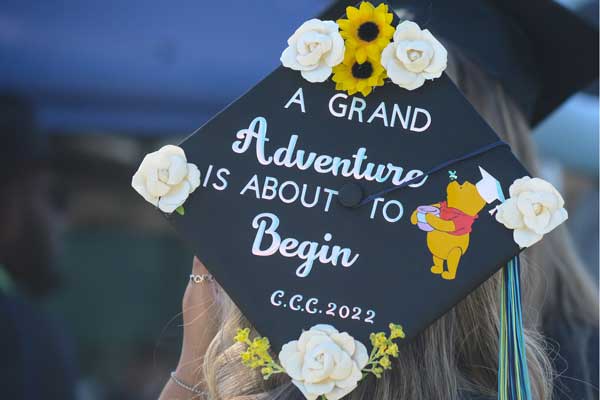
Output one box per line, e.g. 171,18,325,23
194,47,598,400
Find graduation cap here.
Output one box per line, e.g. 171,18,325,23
320,0,600,127
132,2,570,399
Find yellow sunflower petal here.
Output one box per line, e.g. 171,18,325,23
374,4,392,26
382,24,395,38
373,63,385,73
374,3,388,14
366,44,381,60
344,38,359,51
369,74,384,86
346,6,360,20
359,1,375,18
374,67,386,77
337,19,350,30
375,36,392,50
343,50,356,65
332,71,350,83
360,86,373,97
356,48,368,63
385,12,393,24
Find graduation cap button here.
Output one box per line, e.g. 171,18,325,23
338,182,364,208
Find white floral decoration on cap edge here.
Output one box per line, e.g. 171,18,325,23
495,176,568,248
131,145,201,214
279,324,369,400
234,323,405,400
281,19,345,83
380,20,448,91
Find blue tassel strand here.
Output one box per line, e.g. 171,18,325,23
498,256,532,400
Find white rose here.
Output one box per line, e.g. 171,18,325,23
380,21,447,90
278,324,369,400
495,177,568,248
131,145,201,213
281,19,345,83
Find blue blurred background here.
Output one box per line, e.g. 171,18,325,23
0,1,596,399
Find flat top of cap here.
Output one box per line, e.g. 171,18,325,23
167,59,527,349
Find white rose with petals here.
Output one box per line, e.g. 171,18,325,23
495,177,568,248
380,21,447,90
131,145,201,213
281,19,345,83
278,324,369,400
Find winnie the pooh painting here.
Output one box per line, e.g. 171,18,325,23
411,167,503,280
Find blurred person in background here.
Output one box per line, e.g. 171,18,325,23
0,94,77,399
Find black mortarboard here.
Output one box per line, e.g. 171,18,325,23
132,2,569,398
166,66,527,347
320,0,599,127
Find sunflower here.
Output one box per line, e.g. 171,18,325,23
332,50,386,97
338,2,395,64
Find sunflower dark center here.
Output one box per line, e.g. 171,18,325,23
351,61,373,79
358,22,379,42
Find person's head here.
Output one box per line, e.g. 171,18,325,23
186,49,597,400
0,94,60,297
184,13,598,399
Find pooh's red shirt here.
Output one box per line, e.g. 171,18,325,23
439,201,478,235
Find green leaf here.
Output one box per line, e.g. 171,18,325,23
175,205,185,216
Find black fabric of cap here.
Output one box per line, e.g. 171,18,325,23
166,67,530,349
320,0,599,127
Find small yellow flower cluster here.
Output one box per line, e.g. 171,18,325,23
390,323,406,340
233,327,250,343
362,323,406,378
234,328,285,380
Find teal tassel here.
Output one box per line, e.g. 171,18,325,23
498,256,532,400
